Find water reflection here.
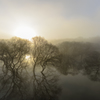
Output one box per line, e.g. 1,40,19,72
0,67,61,100
0,39,100,100
54,49,100,100
56,49,100,82
0,68,29,100
32,69,61,100
1,50,100,100
84,51,100,81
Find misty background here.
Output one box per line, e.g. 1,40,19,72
0,0,100,39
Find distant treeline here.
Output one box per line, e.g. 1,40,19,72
56,41,100,81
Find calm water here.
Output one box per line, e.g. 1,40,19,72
0,66,100,100
59,73,100,100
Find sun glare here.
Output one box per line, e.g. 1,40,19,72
25,55,30,60
14,25,37,40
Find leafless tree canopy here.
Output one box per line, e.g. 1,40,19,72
31,36,61,73
0,36,61,100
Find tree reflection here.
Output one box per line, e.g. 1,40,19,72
0,67,61,100
32,68,61,100
84,51,100,81
56,50,100,82
0,70,29,100
56,41,100,82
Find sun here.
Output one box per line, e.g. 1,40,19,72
14,25,37,40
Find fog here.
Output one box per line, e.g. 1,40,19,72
0,0,100,100
0,0,100,39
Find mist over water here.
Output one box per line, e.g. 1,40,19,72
0,36,100,100
0,0,100,99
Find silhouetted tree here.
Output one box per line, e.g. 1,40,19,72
0,37,31,100
31,36,60,74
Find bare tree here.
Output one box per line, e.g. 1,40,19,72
31,36,60,74
0,37,31,99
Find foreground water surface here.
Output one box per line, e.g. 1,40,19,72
0,65,100,100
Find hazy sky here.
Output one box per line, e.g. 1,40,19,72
0,0,100,39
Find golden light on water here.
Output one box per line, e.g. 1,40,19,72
13,25,37,40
